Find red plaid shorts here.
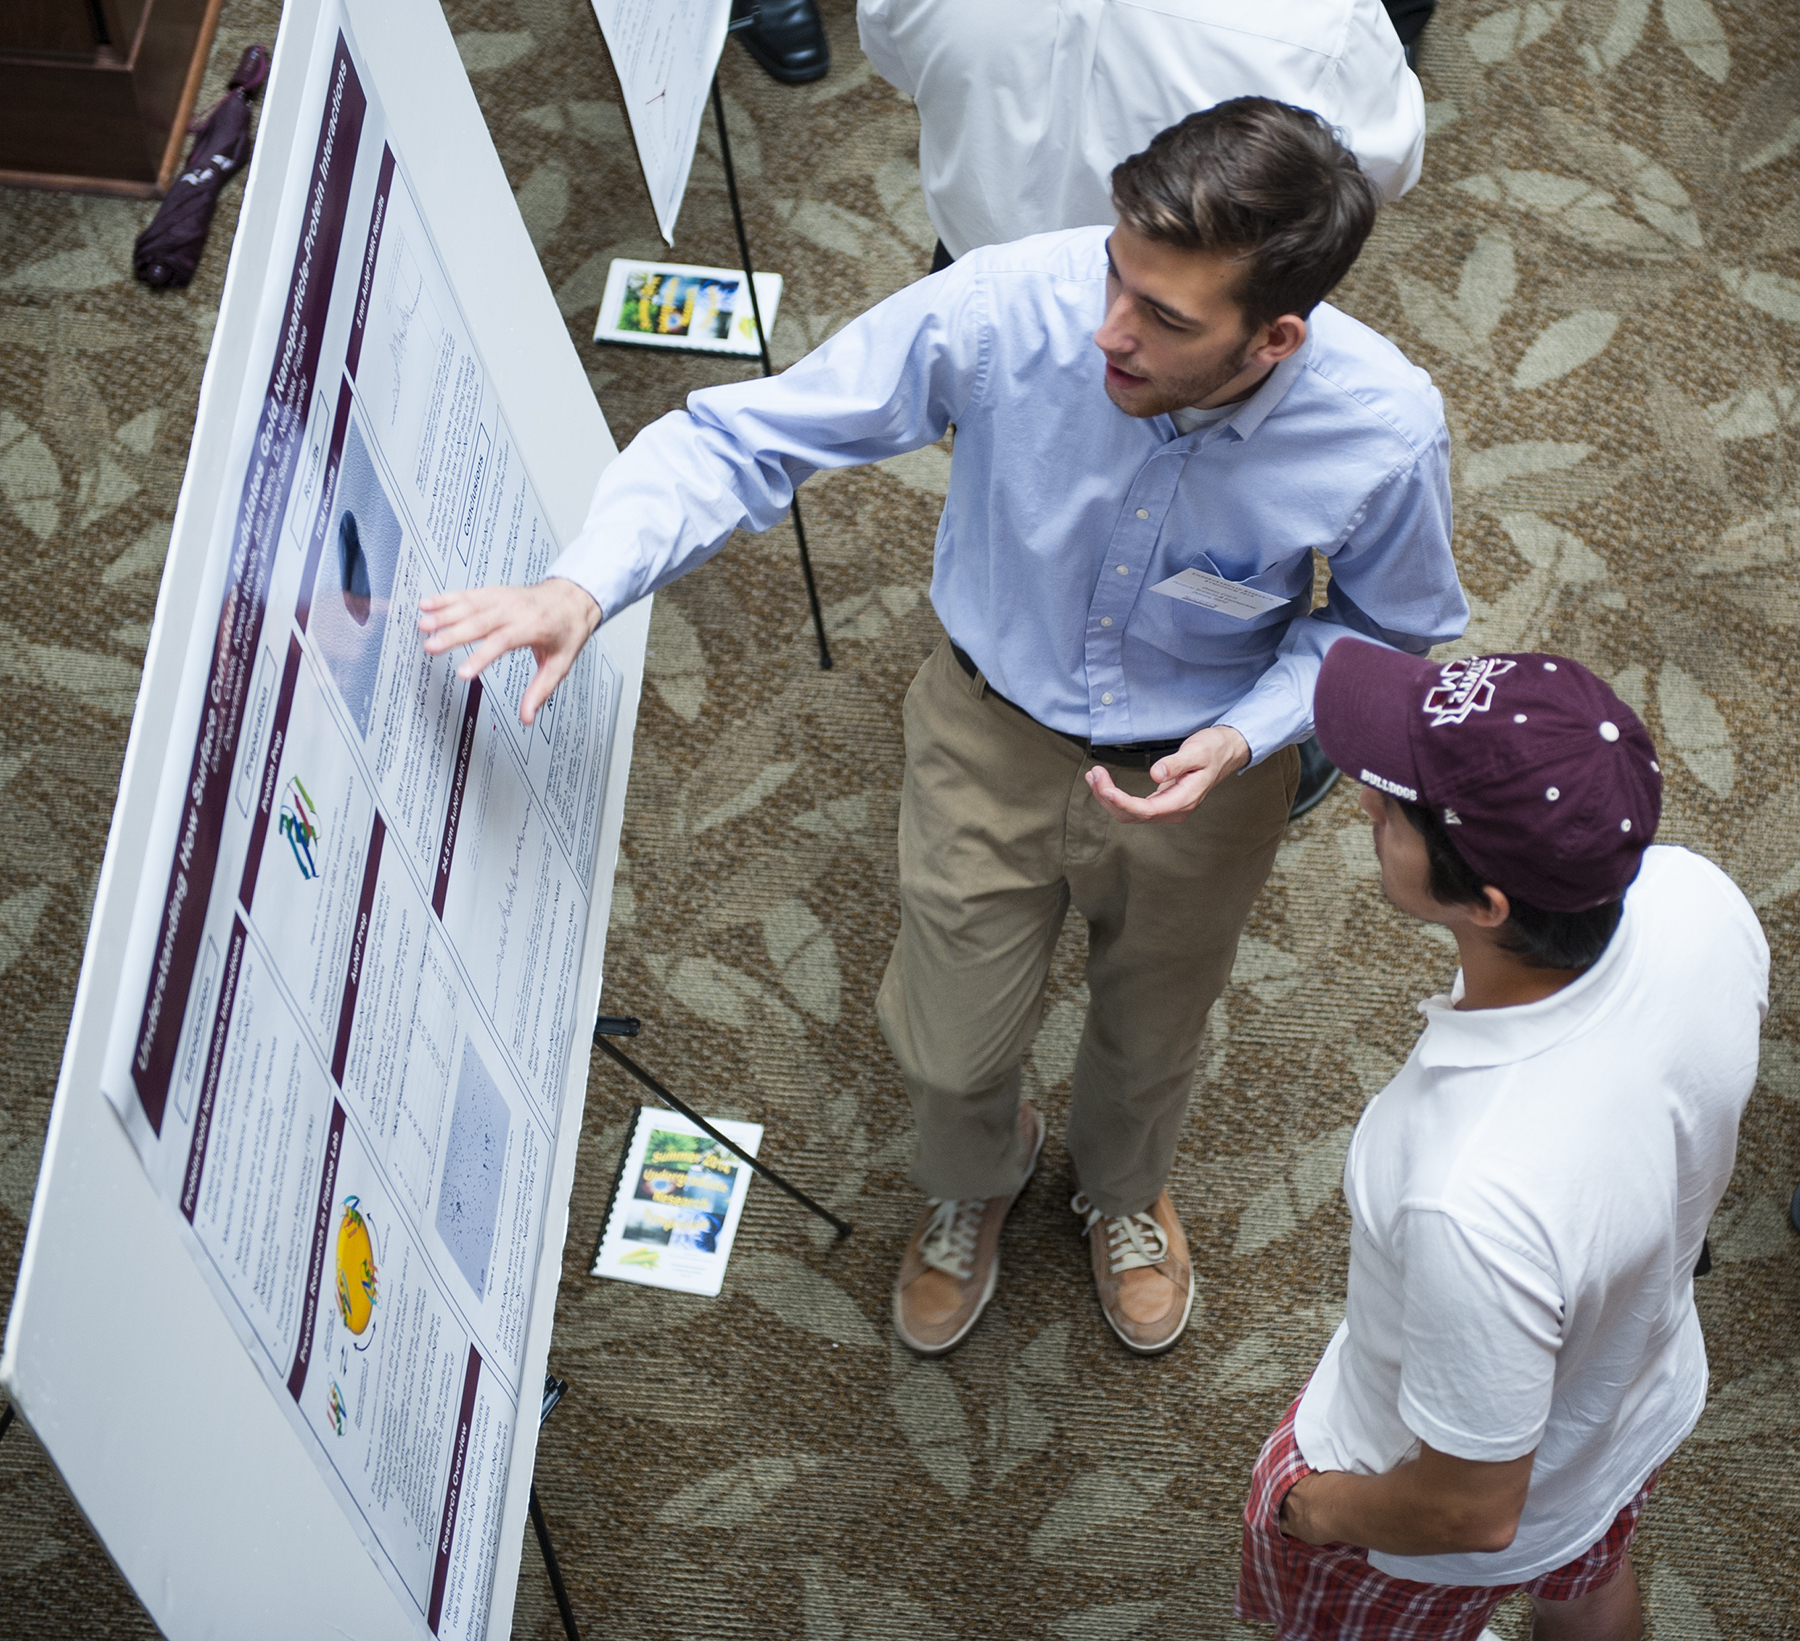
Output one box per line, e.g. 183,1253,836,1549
1235,1395,1658,1640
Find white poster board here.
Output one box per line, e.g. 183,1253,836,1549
0,0,646,1636
587,0,733,244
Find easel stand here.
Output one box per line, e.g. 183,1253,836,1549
710,41,833,673
595,1015,852,1239
530,1374,582,1641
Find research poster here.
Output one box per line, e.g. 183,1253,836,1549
99,10,619,1636
586,0,731,243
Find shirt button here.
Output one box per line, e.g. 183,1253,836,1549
1101,692,1114,705
1136,508,1149,520
1116,564,1129,575
1100,616,1113,627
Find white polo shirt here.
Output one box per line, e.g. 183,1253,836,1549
1294,845,1768,1585
857,0,1425,259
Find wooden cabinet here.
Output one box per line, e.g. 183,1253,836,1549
0,0,224,197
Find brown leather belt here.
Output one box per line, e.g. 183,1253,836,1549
948,642,1186,772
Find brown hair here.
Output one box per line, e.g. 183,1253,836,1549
1397,798,1623,971
1110,98,1382,333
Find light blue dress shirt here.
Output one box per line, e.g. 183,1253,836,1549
549,227,1466,762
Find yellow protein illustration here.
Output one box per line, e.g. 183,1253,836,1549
334,1196,378,1335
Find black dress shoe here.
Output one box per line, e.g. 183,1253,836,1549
739,0,830,84
1289,735,1342,821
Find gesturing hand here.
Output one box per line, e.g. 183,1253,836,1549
416,576,602,727
1085,724,1252,823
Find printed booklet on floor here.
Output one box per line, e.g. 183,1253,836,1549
594,258,782,357
590,1106,763,1295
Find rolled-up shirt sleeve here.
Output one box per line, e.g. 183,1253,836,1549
1218,427,1462,761
1395,1208,1562,1463
547,270,985,620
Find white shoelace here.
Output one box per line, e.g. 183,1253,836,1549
1070,1191,1169,1276
918,1197,986,1280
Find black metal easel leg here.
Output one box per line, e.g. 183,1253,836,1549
531,1374,581,1641
786,493,831,672
595,1019,852,1238
710,73,833,673
529,1481,582,1641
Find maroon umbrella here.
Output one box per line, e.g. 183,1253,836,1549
134,44,272,289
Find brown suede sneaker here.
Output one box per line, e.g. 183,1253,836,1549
1070,1187,1195,1355
892,1102,1045,1356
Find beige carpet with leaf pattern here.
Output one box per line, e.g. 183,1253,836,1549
3,0,1798,1635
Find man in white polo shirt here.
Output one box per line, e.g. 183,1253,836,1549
858,0,1425,264
1235,641,1768,1640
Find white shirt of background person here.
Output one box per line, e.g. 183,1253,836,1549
858,0,1426,259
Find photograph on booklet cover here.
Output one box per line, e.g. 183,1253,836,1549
591,1106,764,1297
594,257,784,357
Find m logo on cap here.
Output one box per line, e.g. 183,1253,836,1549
1423,657,1516,728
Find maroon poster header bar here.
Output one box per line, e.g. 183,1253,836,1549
331,814,385,1085
287,1099,347,1401
344,143,396,382
433,681,481,918
427,1344,483,1633
132,36,368,1135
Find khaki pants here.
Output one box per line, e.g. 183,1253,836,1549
877,639,1299,1218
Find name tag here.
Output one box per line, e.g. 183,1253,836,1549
1149,567,1291,620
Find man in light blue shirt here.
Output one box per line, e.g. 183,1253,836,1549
420,100,1466,1359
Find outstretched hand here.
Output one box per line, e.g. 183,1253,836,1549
1085,724,1252,823
417,577,601,726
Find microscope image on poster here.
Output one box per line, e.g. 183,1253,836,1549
434,1037,510,1303
311,419,401,738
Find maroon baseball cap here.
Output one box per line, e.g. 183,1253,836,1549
1314,640,1662,912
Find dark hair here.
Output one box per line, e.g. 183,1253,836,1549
1110,98,1382,333
1397,800,1623,972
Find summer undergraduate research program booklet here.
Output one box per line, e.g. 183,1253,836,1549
594,257,782,357
590,1106,762,1296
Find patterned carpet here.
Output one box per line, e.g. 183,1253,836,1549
3,0,1799,1635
